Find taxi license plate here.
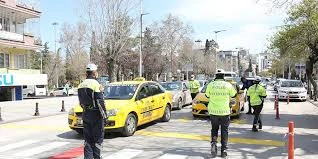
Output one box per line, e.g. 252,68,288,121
77,119,83,125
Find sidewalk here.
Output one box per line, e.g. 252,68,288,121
0,96,78,124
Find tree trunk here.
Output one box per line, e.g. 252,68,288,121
107,59,118,82
306,58,317,100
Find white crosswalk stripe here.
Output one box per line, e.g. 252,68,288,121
103,148,144,159
0,140,39,153
157,153,188,159
14,141,69,157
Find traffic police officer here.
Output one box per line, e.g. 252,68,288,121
247,77,267,132
78,64,107,159
205,70,237,158
189,74,200,99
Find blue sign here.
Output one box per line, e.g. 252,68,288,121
0,74,14,86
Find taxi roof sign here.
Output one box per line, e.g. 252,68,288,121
133,77,146,81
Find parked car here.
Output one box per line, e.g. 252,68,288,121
23,85,47,97
50,87,75,96
278,80,307,101
68,78,173,136
192,79,244,118
160,81,192,110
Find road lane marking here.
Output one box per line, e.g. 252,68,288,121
15,141,69,157
157,154,188,159
49,146,84,159
103,148,143,159
0,140,39,153
136,130,285,147
0,123,71,131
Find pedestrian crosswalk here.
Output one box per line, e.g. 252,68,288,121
0,138,207,159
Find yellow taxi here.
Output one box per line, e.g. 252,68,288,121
68,78,173,136
192,79,245,118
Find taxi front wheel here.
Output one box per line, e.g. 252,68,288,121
161,105,171,122
122,113,137,137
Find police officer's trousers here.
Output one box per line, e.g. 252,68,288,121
252,105,263,126
210,115,230,151
83,110,104,159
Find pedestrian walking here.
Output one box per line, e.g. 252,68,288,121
65,80,70,96
247,77,267,132
189,74,200,100
78,64,107,159
205,70,237,158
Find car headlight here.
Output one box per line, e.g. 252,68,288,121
193,99,199,104
68,108,74,115
300,90,307,93
279,90,287,94
106,109,119,116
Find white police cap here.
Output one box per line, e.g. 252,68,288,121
86,63,98,71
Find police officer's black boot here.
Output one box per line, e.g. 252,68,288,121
259,121,262,129
252,125,258,132
211,143,217,158
221,150,228,158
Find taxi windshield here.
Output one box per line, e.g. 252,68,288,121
161,82,182,91
104,84,139,99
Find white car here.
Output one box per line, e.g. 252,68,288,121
50,87,75,96
160,81,192,110
278,80,307,101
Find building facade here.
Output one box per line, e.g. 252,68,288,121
258,52,272,73
217,50,238,73
0,0,46,101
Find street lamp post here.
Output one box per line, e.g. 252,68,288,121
52,22,59,88
139,0,149,77
214,30,227,71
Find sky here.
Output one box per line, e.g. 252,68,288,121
39,0,287,54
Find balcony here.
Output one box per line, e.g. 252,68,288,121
0,68,40,74
0,30,24,42
0,31,42,50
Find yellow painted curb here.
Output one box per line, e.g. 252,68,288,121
136,130,285,147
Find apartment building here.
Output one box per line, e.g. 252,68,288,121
0,0,47,101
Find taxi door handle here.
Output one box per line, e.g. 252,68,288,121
151,100,155,103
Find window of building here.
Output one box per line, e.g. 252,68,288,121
14,54,27,69
0,17,10,31
0,53,10,68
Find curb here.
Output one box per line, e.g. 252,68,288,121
0,112,67,125
308,99,318,107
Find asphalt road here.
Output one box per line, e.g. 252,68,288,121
0,89,317,159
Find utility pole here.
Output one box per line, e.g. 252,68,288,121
214,30,227,72
139,0,149,77
52,22,59,88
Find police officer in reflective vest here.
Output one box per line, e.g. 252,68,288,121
247,77,267,132
189,74,200,99
78,64,107,159
205,70,237,158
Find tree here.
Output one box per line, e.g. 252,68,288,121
155,14,192,81
270,0,318,99
82,0,136,82
60,22,90,85
141,27,164,80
